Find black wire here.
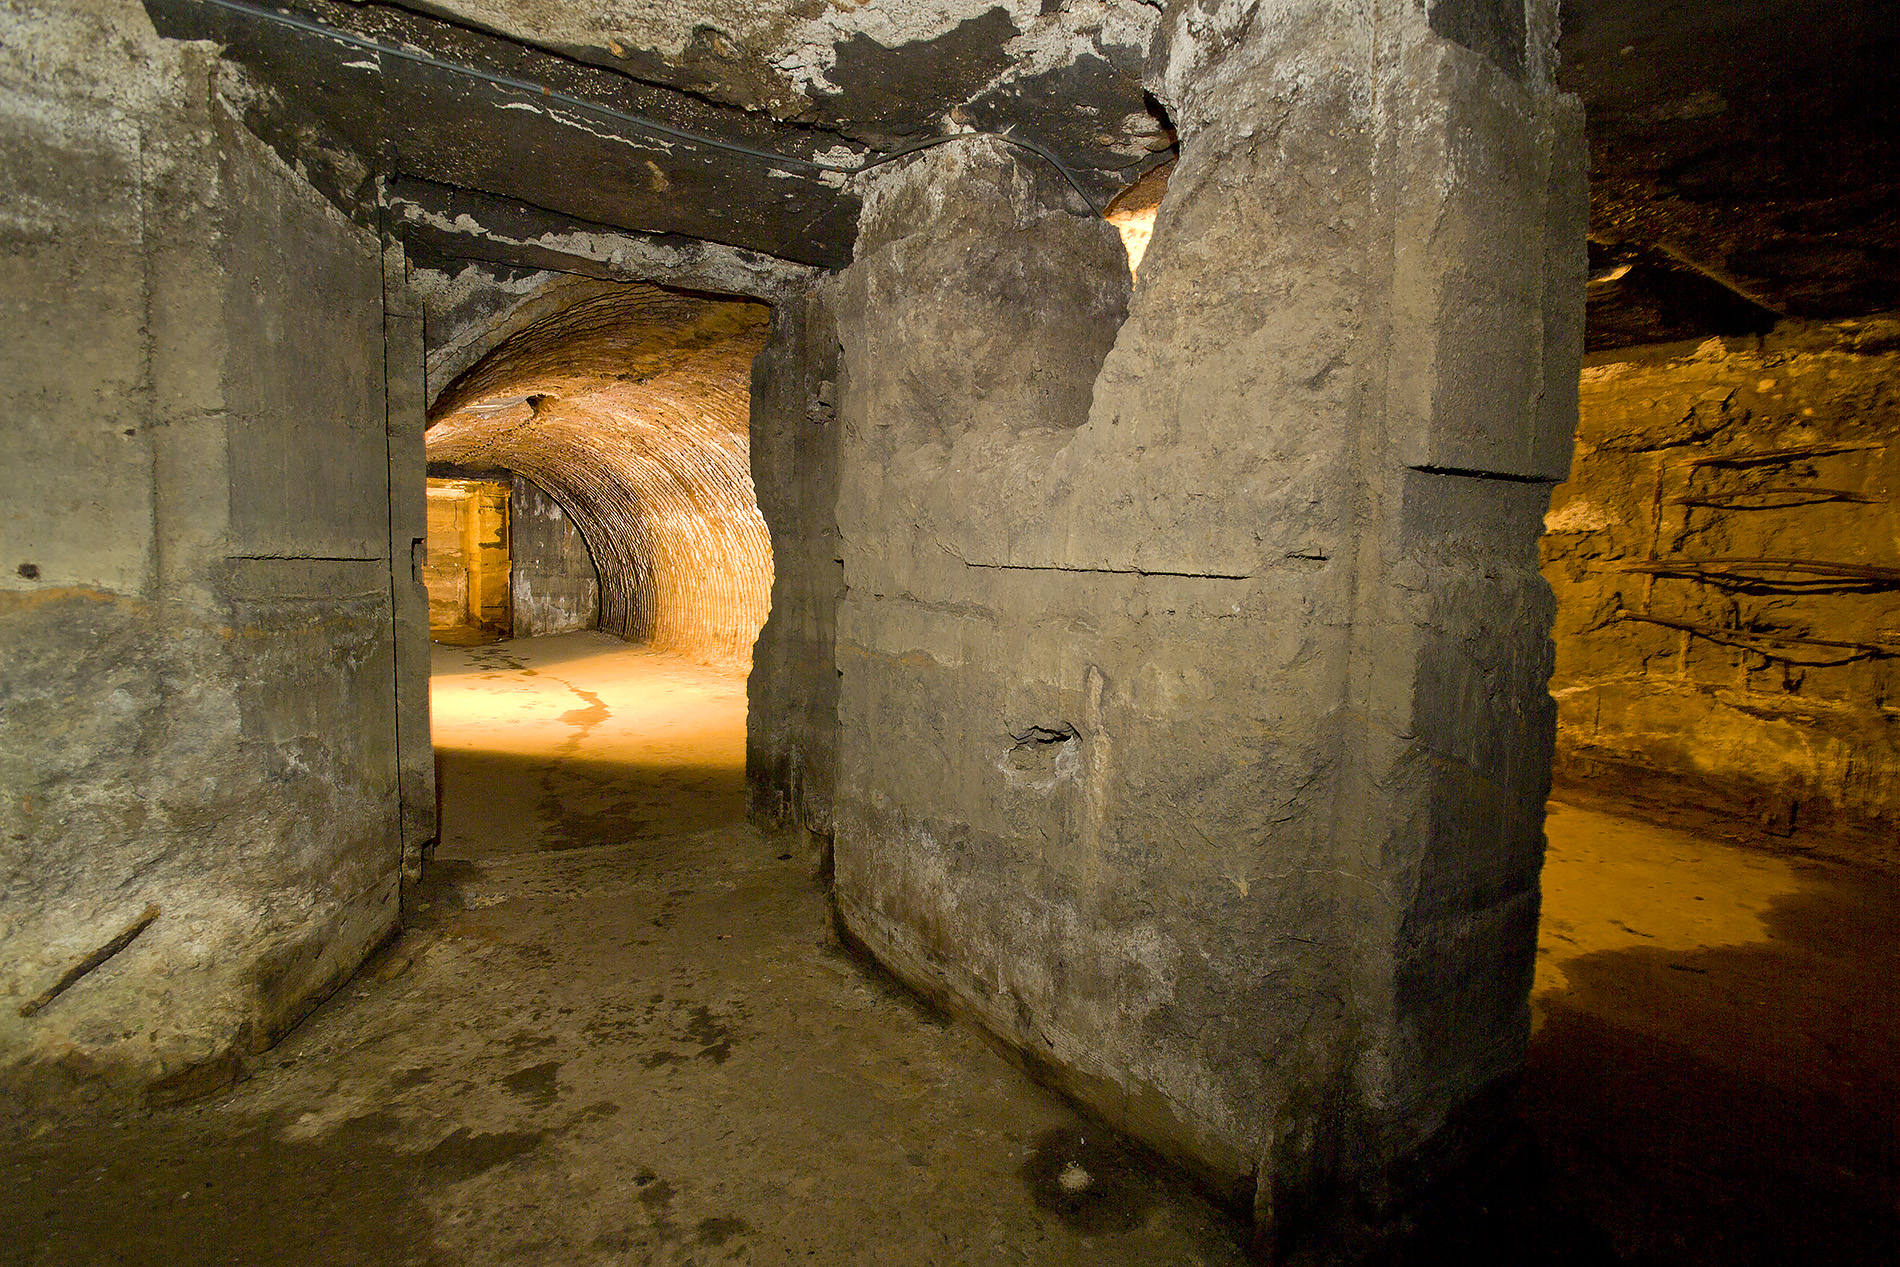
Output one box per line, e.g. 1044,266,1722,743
194,0,1106,215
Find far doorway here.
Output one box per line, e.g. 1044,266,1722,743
424,472,601,646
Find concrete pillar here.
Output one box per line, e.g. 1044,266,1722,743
825,0,1582,1245
1,0,405,1118
746,290,845,838
382,238,437,890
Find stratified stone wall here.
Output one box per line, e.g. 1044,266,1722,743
823,0,1581,1243
1543,321,1899,857
0,0,405,1119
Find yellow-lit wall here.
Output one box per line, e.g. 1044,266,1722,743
424,478,511,637
1542,320,1897,851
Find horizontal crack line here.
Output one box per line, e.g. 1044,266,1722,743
226,555,387,563
1407,464,1559,485
962,561,1252,581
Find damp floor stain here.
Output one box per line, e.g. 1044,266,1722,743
2,1113,446,1267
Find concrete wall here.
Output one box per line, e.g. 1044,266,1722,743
382,244,437,888
510,475,600,637
1543,321,1899,856
800,0,1581,1241
0,0,414,1118
746,289,844,836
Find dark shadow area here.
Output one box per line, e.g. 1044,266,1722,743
1524,864,1899,1266
2,1111,454,1267
437,749,743,854
1364,1119,1621,1267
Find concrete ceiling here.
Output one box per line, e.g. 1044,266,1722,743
145,0,1895,347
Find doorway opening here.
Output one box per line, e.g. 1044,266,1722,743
423,469,602,646
419,283,774,862
423,475,513,645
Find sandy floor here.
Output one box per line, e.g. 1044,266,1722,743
6,633,1892,1265
1529,801,1897,1266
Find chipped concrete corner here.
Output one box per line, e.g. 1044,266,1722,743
804,0,1583,1236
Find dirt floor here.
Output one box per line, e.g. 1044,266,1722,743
1528,801,1897,1266
5,632,1893,1265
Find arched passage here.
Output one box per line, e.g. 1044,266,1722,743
425,285,774,669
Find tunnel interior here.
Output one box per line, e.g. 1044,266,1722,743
424,284,775,670
417,281,774,868
3,1,1895,1264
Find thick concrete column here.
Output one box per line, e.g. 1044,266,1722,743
1,0,405,1119
382,238,437,890
826,0,1582,1244
746,288,845,838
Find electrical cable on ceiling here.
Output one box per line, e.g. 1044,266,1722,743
192,0,1107,215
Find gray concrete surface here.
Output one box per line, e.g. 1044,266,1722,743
510,477,601,639
813,2,1583,1233
744,288,845,839
1,0,411,1120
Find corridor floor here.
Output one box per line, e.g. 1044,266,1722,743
6,632,1893,1265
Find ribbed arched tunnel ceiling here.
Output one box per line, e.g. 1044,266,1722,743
427,284,773,669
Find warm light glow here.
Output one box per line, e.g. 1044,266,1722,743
426,286,773,669
1104,159,1171,283
1534,801,1797,1004
424,477,511,639
1109,205,1157,280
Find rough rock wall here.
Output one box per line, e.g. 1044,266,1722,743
510,475,600,637
747,288,844,836
1543,321,1899,855
825,0,1581,1238
0,0,406,1118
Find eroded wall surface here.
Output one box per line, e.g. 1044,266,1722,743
1,0,406,1116
818,0,1581,1237
511,475,600,637
1543,321,1899,853
747,290,844,836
